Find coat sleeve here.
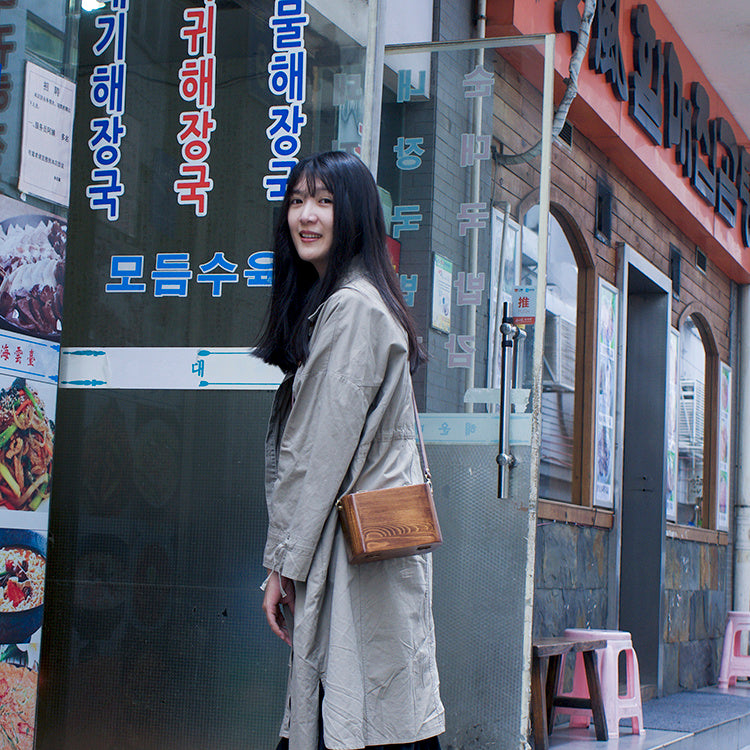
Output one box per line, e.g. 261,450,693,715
263,287,407,581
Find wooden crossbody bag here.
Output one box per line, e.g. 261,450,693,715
336,391,443,564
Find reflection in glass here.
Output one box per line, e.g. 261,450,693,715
522,206,578,503
676,316,706,525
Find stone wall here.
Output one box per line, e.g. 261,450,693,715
663,538,728,693
533,520,611,639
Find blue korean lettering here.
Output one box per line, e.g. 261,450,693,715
105,255,146,293
268,51,306,103
89,115,126,150
152,253,193,297
274,0,305,16
92,143,120,167
196,252,239,297
87,168,124,220
244,251,274,287
263,158,297,201
391,205,422,239
394,136,425,170
270,13,309,50
270,134,300,159
93,12,127,61
90,63,126,115
397,69,427,103
267,104,307,138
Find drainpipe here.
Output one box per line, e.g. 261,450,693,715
465,0,487,412
735,284,750,614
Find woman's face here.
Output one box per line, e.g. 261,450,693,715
287,177,334,277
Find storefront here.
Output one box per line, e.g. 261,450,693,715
486,0,742,698
0,0,745,748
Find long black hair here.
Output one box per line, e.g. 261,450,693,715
255,151,426,374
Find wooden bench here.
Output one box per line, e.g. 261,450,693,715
530,636,608,749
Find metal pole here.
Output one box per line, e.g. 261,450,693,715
735,285,750,614
519,30,556,746
361,0,384,175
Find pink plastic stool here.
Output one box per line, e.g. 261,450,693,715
718,611,750,688
555,628,644,739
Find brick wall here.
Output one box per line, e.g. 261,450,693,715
492,55,732,360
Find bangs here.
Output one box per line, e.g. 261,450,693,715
294,158,337,198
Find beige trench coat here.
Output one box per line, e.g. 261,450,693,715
263,268,444,750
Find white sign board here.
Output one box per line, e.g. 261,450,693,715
18,61,76,206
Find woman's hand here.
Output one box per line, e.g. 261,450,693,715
262,570,296,646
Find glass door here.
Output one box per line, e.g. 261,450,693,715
378,35,555,748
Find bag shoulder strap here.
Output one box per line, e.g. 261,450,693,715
411,388,431,485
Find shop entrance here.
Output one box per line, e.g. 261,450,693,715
380,34,556,747
618,248,672,696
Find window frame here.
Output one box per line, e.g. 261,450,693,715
525,201,603,521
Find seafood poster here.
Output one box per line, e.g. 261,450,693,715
0,196,65,343
594,279,618,508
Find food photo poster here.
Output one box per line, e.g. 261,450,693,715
0,195,65,343
0,195,61,749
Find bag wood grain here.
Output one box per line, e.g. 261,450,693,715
337,483,442,564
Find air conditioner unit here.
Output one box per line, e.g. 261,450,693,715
678,379,704,451
543,312,576,392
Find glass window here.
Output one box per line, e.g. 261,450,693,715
26,13,65,72
676,315,706,525
522,206,579,503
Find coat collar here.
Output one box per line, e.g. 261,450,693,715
307,257,367,324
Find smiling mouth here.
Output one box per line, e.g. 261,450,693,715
299,232,321,240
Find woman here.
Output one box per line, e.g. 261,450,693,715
255,151,444,750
